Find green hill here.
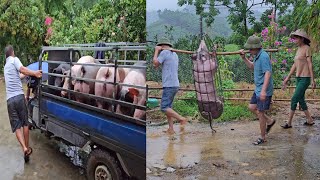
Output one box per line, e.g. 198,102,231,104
147,9,233,41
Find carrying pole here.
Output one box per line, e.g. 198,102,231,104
162,48,278,55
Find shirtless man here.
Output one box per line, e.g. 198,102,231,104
281,29,316,129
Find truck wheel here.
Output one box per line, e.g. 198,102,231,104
86,149,123,180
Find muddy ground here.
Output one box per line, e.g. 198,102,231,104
147,102,320,180
0,82,85,180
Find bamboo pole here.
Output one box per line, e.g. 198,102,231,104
162,48,279,55
148,86,320,91
148,96,320,102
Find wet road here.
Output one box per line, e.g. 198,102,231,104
147,103,320,179
0,82,85,180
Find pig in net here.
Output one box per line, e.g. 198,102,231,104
191,40,223,131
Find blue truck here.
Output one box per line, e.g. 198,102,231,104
28,43,146,180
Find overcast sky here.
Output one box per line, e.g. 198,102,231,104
147,0,183,11
147,0,272,12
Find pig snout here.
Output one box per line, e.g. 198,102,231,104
120,90,128,101
54,77,63,87
120,89,133,103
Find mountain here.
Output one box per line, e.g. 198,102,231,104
147,5,267,42
147,8,233,42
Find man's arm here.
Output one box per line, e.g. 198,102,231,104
13,57,42,78
261,71,271,94
153,48,161,68
306,56,316,89
239,50,254,70
287,63,296,78
19,66,38,77
260,55,273,100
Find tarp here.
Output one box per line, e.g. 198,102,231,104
26,61,48,81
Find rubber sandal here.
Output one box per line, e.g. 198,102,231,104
266,120,276,133
252,138,266,145
281,123,292,129
24,147,33,163
303,122,315,126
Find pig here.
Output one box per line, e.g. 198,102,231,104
52,64,71,87
191,40,223,125
73,61,101,104
70,56,96,86
61,56,96,97
116,61,146,120
60,70,74,98
95,65,121,110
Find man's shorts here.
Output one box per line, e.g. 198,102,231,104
161,87,179,112
250,92,272,111
7,94,29,133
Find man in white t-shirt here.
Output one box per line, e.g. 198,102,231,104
4,45,42,163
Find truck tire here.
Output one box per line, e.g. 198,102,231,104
86,149,123,180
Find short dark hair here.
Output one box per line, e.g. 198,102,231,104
5,45,14,58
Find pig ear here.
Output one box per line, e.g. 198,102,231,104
128,88,139,97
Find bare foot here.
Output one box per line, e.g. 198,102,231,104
163,129,175,135
180,126,185,133
180,118,188,126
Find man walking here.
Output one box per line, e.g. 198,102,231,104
4,45,42,162
239,35,275,145
153,38,187,134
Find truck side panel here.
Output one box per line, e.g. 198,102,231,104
42,98,146,156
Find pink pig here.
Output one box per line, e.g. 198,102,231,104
116,62,146,120
95,65,121,110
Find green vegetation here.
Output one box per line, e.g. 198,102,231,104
147,8,232,42
0,0,146,74
147,0,320,123
172,91,254,122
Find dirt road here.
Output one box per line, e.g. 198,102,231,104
147,103,320,179
0,82,85,180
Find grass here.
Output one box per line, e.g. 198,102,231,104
172,91,254,123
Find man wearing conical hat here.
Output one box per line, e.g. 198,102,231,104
239,35,275,145
153,38,187,134
281,29,316,129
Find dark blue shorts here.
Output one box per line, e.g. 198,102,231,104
161,87,179,112
250,92,272,111
7,94,29,133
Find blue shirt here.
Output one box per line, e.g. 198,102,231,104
157,50,180,87
253,49,274,96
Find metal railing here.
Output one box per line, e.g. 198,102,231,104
38,43,147,126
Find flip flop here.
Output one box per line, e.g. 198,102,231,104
252,138,266,145
281,123,292,129
303,122,315,126
266,120,276,133
24,147,33,163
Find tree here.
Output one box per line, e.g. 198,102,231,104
177,0,296,46
294,0,320,50
0,0,46,64
178,0,265,36
47,0,146,45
